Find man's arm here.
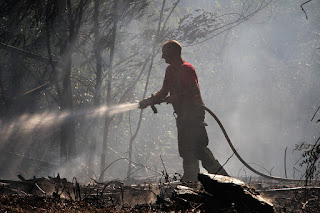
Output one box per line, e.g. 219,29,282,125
139,69,170,109
152,81,169,103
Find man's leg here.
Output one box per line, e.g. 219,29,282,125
195,125,229,176
177,121,200,182
182,156,199,182
199,147,229,176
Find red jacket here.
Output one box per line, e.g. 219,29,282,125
153,61,205,120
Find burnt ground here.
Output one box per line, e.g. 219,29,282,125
249,179,320,213
0,175,319,212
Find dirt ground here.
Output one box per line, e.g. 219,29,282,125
0,176,319,212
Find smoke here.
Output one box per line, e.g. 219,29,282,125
1,0,319,182
197,1,320,178
117,0,320,180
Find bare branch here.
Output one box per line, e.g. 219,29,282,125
301,0,312,20
0,42,60,66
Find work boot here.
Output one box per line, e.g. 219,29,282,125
181,174,198,183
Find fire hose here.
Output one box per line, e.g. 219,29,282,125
149,100,300,182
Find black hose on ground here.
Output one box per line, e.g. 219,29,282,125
204,106,301,182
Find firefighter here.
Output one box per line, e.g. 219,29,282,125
139,40,228,182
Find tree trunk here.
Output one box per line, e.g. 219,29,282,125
0,61,8,116
99,0,118,182
60,54,76,164
99,117,111,181
56,0,78,165
88,0,102,177
93,0,102,107
127,0,167,179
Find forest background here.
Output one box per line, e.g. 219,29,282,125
0,0,319,183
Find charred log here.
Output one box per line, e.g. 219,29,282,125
198,173,274,213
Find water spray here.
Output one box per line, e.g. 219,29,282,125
0,103,139,143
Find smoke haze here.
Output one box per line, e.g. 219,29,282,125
0,0,319,182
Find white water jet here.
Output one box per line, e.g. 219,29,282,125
0,103,139,143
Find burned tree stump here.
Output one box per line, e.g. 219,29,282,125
198,173,274,213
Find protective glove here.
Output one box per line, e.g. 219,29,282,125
139,97,154,109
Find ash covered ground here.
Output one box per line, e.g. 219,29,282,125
1,174,319,212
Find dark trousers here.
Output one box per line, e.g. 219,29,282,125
177,119,228,181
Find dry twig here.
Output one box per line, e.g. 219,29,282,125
300,0,312,20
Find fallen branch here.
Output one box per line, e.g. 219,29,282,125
258,186,320,192
284,147,288,178
215,151,235,175
0,42,60,66
34,183,46,195
99,157,162,182
160,155,169,182
311,104,320,121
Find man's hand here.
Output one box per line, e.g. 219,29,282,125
139,97,153,109
165,95,176,104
